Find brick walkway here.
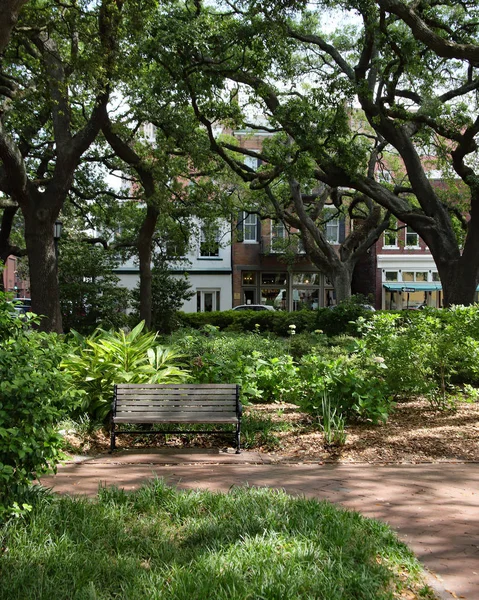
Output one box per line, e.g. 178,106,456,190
39,450,479,600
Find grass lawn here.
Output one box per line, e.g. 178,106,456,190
0,481,434,600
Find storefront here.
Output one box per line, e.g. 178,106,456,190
239,270,333,310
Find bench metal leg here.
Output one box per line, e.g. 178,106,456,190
235,422,241,454
110,424,116,453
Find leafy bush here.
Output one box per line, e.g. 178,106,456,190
297,353,393,424
62,322,189,423
58,239,131,334
168,329,299,402
0,293,80,516
358,308,479,406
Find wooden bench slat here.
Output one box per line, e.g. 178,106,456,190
116,406,237,418
114,416,238,423
116,384,237,389
116,399,236,406
116,390,236,398
111,383,241,453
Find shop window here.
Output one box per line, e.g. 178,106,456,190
416,272,428,282
406,225,419,247
261,272,287,285
432,272,440,282
402,271,414,282
196,290,220,312
242,271,256,285
293,288,319,311
261,288,287,310
293,272,320,285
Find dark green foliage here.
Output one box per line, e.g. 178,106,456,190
0,481,428,599
58,240,131,334
178,309,318,335
0,294,80,516
177,296,375,337
132,258,194,334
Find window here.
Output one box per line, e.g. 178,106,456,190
244,156,259,170
271,220,286,252
432,272,440,282
293,273,320,285
200,225,220,257
406,225,419,247
243,213,258,242
383,220,398,247
262,272,287,285
196,290,220,312
385,271,398,282
242,271,256,285
402,271,429,282
142,123,155,141
323,209,340,244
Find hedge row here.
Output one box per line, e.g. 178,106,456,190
177,303,376,337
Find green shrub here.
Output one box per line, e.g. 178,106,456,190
167,329,296,403
0,294,80,516
358,308,479,406
177,309,317,335
61,322,189,423
297,353,393,424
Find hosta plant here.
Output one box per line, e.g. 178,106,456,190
62,321,189,423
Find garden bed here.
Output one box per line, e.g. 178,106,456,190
63,398,479,464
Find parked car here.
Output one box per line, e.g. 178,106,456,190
11,298,32,315
232,304,276,311
327,303,376,311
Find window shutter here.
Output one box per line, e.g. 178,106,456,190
339,218,346,243
256,216,261,242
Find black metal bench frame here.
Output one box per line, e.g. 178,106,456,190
110,383,242,453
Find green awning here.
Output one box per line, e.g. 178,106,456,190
383,282,442,291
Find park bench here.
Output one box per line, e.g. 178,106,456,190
110,383,242,453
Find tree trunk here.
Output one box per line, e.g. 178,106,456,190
137,204,159,329
329,263,354,304
437,259,478,307
24,211,62,333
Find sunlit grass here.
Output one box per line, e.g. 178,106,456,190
0,481,432,599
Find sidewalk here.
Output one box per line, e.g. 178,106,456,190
39,449,479,600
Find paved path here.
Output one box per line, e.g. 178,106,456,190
39,450,479,600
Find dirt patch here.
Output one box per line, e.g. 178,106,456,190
63,398,479,464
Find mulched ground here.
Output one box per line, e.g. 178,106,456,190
64,398,479,464
249,399,479,464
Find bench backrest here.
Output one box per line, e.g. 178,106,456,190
113,383,241,423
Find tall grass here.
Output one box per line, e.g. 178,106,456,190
0,481,432,599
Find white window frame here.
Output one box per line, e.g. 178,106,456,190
406,225,420,248
243,212,258,243
324,208,340,244
271,220,286,253
199,225,220,257
383,220,399,248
